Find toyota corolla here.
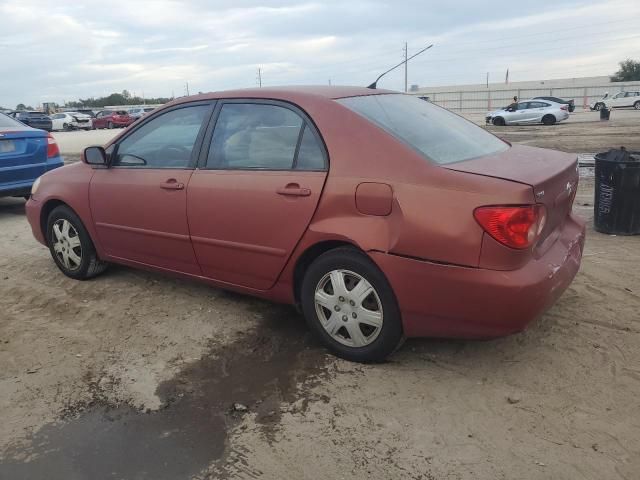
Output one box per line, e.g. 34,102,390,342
25,86,585,362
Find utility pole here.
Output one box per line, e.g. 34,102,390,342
328,78,332,86
185,81,190,96
486,72,489,88
404,42,408,93
257,68,262,87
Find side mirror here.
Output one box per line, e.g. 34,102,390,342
83,146,108,166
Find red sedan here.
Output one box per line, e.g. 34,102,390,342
26,86,585,362
92,110,134,129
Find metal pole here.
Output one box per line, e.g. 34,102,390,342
404,42,408,93
258,68,262,87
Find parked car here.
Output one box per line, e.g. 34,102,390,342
25,87,585,362
532,96,575,112
8,111,53,131
50,112,93,131
92,110,134,129
128,107,156,119
0,112,63,198
601,91,640,110
486,100,570,126
74,109,97,118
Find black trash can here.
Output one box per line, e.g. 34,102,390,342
594,148,640,235
600,106,610,120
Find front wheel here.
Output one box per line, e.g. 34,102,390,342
107,121,113,129
594,103,603,111
301,248,403,362
46,205,108,280
492,117,505,126
634,101,640,110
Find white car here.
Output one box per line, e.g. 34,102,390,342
602,91,640,110
128,107,156,119
49,112,93,131
485,100,570,126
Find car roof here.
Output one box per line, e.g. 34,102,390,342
164,85,395,108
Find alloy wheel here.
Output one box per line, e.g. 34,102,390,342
52,219,82,271
314,269,383,348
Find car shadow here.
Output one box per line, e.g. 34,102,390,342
0,197,27,218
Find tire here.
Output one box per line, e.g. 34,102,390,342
542,114,556,125
492,117,505,126
300,247,403,362
634,101,640,110
46,205,108,280
594,103,603,111
107,121,113,129
63,123,70,131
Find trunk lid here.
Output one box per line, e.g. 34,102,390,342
0,127,48,185
445,144,578,242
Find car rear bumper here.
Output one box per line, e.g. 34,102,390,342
1,156,63,198
370,213,586,338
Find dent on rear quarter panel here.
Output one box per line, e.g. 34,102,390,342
36,163,102,255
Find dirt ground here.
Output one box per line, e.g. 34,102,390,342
1,120,639,479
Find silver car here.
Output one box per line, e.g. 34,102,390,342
486,100,569,126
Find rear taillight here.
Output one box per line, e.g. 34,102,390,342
560,105,568,111
47,133,60,158
474,205,547,249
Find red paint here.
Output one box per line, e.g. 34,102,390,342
355,183,393,216
26,86,586,340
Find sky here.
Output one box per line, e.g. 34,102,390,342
1,0,639,108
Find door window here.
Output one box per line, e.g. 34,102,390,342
207,103,303,170
528,102,548,108
516,102,531,110
113,105,208,168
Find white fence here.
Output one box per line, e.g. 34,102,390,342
413,81,640,112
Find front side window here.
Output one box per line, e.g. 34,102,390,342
339,94,508,165
113,105,208,168
207,103,303,170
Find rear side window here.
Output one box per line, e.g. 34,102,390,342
113,105,208,168
0,113,23,128
339,94,508,165
207,103,303,170
295,125,326,170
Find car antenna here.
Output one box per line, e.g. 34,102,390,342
367,44,433,89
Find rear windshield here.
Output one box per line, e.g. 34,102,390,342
115,110,128,115
0,113,24,128
338,94,508,165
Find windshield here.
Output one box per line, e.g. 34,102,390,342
0,113,25,128
338,94,508,165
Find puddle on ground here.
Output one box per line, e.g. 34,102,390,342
0,303,330,480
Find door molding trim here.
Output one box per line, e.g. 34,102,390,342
95,222,190,241
190,235,287,257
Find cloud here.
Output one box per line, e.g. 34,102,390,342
0,0,639,108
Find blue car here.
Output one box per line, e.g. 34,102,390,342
0,112,64,198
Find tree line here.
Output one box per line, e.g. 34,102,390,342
64,90,173,108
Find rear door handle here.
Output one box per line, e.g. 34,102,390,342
160,179,184,190
276,183,311,197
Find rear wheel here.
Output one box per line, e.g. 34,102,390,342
46,205,108,280
62,122,70,131
107,121,113,129
301,247,403,362
492,116,505,126
542,114,556,125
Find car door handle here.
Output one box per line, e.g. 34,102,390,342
160,179,184,190
276,183,311,197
